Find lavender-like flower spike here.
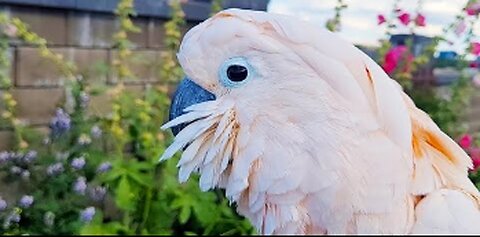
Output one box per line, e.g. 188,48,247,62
73,176,87,195
3,210,20,229
10,166,22,175
50,108,71,136
90,125,102,138
96,162,112,173
0,197,7,211
80,206,95,223
22,150,37,164
79,91,90,109
19,195,34,208
71,157,86,170
21,170,30,180
0,151,10,164
89,186,107,202
11,152,23,161
43,211,55,227
47,162,64,176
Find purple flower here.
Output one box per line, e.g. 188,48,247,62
50,108,71,136
19,195,34,208
0,197,7,211
43,211,55,227
10,166,22,175
89,186,107,202
22,150,37,163
71,157,86,170
47,162,64,176
9,212,20,223
80,206,95,223
10,152,22,161
96,162,112,173
21,170,30,180
3,211,20,228
73,176,87,195
0,151,11,164
90,125,102,138
79,91,90,109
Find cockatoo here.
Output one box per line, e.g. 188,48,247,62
159,8,480,235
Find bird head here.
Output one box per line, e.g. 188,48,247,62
159,9,480,235
160,8,413,202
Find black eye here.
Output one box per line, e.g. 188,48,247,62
219,57,254,88
227,65,248,82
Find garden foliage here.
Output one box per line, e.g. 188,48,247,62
0,0,479,235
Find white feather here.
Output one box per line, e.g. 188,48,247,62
159,8,480,235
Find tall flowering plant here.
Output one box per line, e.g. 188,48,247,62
377,0,480,187
374,0,476,139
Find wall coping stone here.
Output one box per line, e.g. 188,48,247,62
1,0,270,21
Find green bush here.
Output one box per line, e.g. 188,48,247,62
0,0,254,235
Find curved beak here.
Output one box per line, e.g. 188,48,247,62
168,77,216,136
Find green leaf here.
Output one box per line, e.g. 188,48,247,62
129,161,153,171
179,206,191,224
115,175,135,211
192,200,219,226
100,168,123,182
80,221,125,235
128,170,153,187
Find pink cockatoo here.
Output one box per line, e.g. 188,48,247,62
160,9,480,235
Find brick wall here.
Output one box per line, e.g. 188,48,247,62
0,0,272,150
0,4,199,149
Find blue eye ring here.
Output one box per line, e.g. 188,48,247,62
219,57,255,88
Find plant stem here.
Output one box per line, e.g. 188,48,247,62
138,188,152,233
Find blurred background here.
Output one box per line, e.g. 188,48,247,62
0,0,479,235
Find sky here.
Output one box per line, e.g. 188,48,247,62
267,0,470,53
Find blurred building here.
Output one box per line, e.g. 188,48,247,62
390,34,433,57
438,50,458,60
388,34,436,86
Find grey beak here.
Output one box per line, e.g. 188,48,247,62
169,77,216,136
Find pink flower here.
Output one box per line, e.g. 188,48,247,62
382,45,414,75
454,20,467,36
398,12,410,26
469,148,480,171
471,42,480,56
459,134,473,149
377,14,386,25
466,2,480,16
414,14,426,27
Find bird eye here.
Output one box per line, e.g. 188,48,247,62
219,57,254,88
227,65,248,82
